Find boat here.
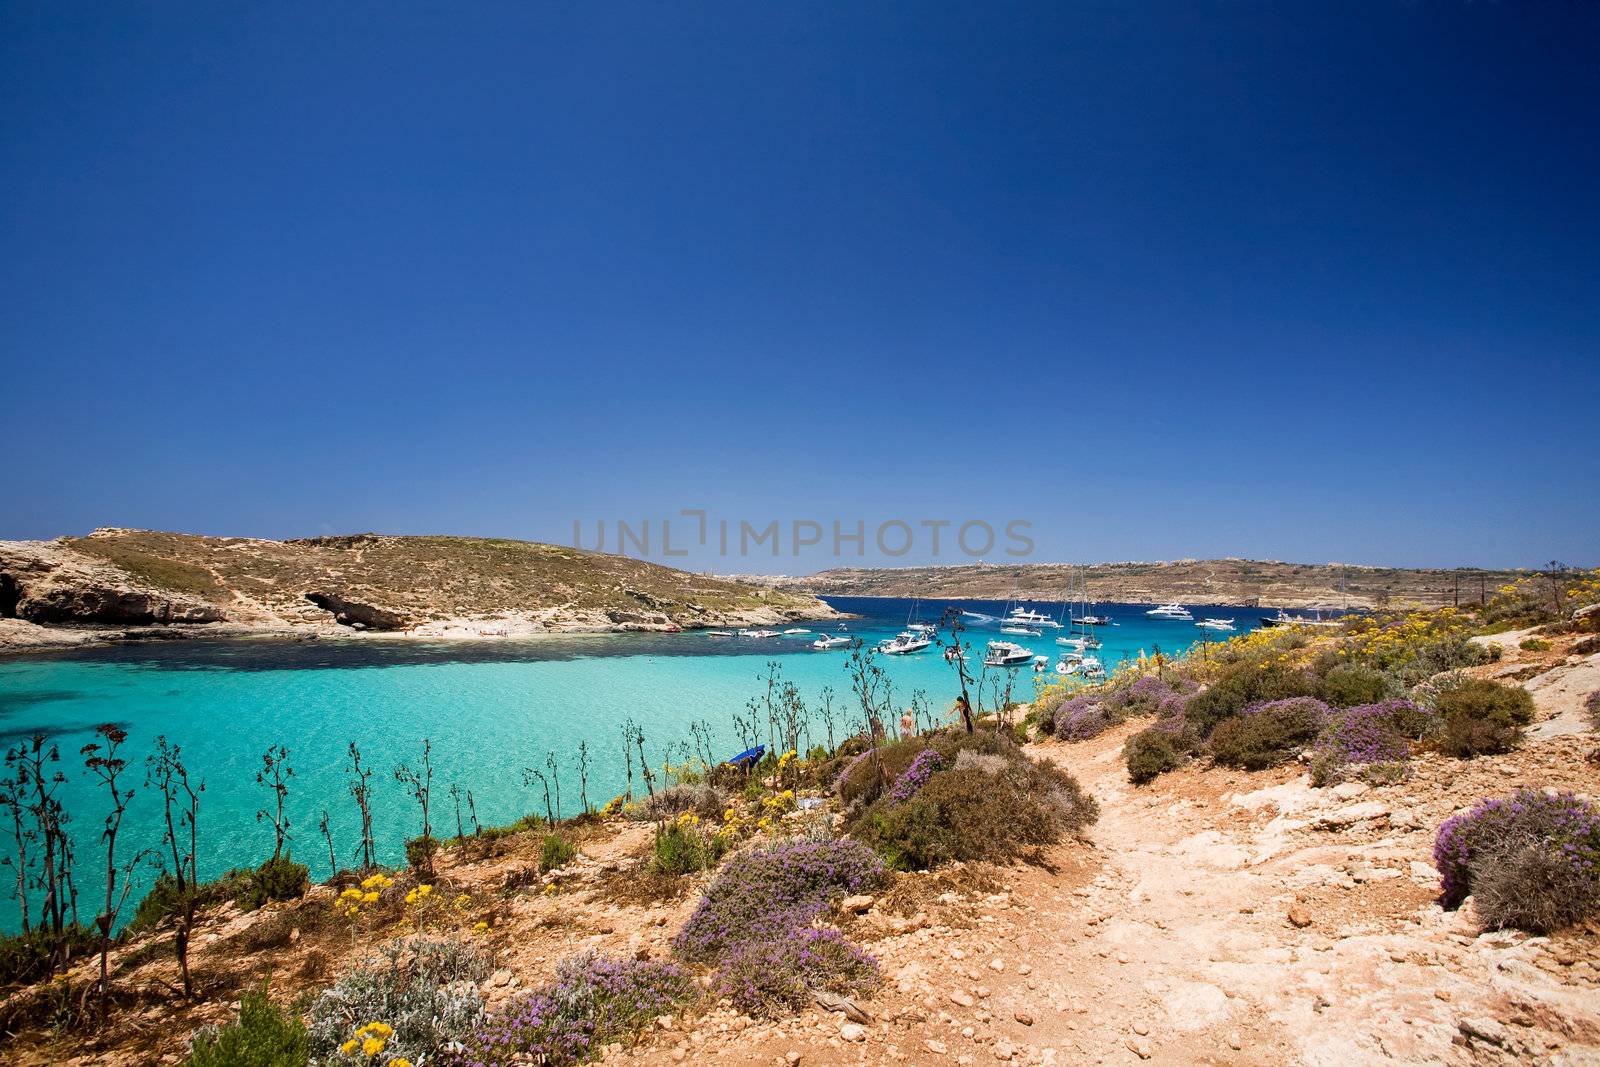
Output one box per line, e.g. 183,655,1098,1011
724,744,766,770
1197,617,1236,632
706,630,735,637
879,630,932,655
1146,603,1193,620
999,623,1042,637
1260,608,1341,629
906,622,937,638
1070,612,1111,626
741,629,782,638
783,628,812,635
1079,655,1106,680
1056,635,1088,650
983,641,1035,668
811,634,851,650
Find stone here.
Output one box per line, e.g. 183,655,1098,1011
989,958,1006,972
1126,1038,1152,1059
785,1052,802,1065
1287,905,1314,928
1014,1011,1034,1026
1226,1032,1243,1051
926,1040,949,1055
1330,782,1370,800
839,1022,866,1042
1313,801,1389,829
841,894,875,914
1132,1021,1150,1036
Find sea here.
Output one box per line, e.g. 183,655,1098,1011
0,596,1260,932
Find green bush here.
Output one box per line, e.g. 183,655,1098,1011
1183,664,1318,737
846,732,1097,870
235,856,309,910
0,925,98,986
1208,698,1328,770
539,833,576,873
1519,637,1552,652
186,986,308,1067
1316,663,1395,708
1434,680,1534,757
1125,728,1185,784
651,821,725,874
405,834,440,871
834,738,933,809
126,871,245,937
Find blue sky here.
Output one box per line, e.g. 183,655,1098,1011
3,2,1596,572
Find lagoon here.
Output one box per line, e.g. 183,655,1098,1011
0,596,1258,932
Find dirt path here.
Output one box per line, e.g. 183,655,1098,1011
613,721,1599,1067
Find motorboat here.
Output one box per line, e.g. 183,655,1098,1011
983,641,1035,668
783,628,812,635
1070,612,1111,626
1057,635,1087,650
1079,655,1106,680
740,629,782,638
878,630,932,655
1000,624,1042,637
707,630,734,637
906,622,937,638
1196,617,1236,632
1260,608,1340,629
1146,603,1193,620
811,634,852,650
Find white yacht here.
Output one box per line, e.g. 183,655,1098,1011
741,629,782,638
1196,617,1236,632
1056,635,1088,650
707,630,734,637
879,630,932,655
1146,603,1193,620
983,641,1035,668
811,634,851,650
1005,604,1056,626
1000,623,1043,637
783,628,812,635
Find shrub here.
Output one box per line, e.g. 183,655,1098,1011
834,740,930,809
1433,789,1600,911
1434,680,1535,758
847,733,1097,870
1054,695,1120,742
126,871,246,936
1183,664,1319,738
1310,699,1422,785
1469,830,1600,934
540,834,576,873
1519,637,1552,652
443,953,694,1066
712,926,879,1016
673,838,885,1018
0,925,97,986
1117,675,1178,715
1208,698,1329,770
405,834,440,871
1584,690,1600,732
235,856,309,910
887,749,943,803
307,936,489,1065
1317,663,1395,708
651,817,726,875
675,838,887,962
639,783,727,823
1125,727,1184,784
186,986,308,1067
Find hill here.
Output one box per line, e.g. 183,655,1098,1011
0,528,837,649
737,558,1529,609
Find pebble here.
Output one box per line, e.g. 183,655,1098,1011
926,1039,949,1054
785,1052,802,1065
1126,1038,1152,1060
1132,1021,1150,1036
990,958,1006,972
1014,1011,1034,1026
1226,1032,1243,1051
839,1022,866,1042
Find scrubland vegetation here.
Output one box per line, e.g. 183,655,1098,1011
1038,566,1600,939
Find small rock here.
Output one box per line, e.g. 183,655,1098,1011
840,894,875,914
989,958,1006,972
839,1022,866,1042
785,1052,802,1065
1126,1038,1152,1059
1017,963,1033,976
1014,1011,1034,1026
1132,1021,1150,1036
1287,905,1314,928
1226,1031,1243,1051
926,1040,949,1055
949,990,976,1008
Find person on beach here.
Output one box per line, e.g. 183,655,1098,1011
900,710,915,739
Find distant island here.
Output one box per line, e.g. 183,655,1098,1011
734,558,1530,610
0,528,839,651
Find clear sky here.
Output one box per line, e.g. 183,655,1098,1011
3,2,1596,573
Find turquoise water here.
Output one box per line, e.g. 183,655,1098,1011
0,596,1256,932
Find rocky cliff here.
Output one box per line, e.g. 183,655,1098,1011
0,529,838,650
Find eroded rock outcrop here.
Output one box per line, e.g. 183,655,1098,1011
303,591,410,630
0,541,225,626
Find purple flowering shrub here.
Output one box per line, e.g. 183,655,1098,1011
1116,675,1180,715
673,839,887,1017
675,838,887,961
1054,695,1119,742
835,741,940,809
711,926,879,1015
1208,698,1329,770
888,749,944,803
443,952,694,1067
1308,700,1429,787
1433,789,1600,929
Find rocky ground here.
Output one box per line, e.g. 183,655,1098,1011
8,635,1598,1067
